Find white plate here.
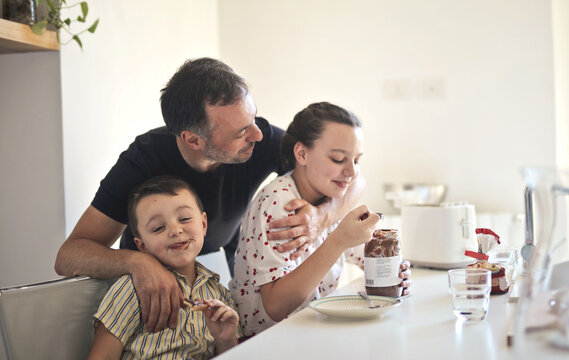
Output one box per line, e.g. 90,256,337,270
308,295,401,320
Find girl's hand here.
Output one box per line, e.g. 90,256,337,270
399,260,412,296
202,299,239,343
332,205,380,249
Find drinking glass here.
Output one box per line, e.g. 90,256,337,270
491,247,519,285
448,268,491,321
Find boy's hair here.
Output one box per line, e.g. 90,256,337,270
160,57,249,139
127,175,204,238
279,102,362,171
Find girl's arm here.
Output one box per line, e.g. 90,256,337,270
313,174,366,233
260,206,379,321
268,175,366,258
345,243,365,269
87,323,124,360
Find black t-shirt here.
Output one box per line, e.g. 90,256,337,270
91,117,284,270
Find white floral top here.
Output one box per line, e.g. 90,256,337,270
229,173,364,336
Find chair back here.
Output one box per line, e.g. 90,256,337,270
197,248,232,288
0,277,112,360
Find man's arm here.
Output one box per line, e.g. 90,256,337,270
267,175,366,259
55,205,183,332
55,205,128,277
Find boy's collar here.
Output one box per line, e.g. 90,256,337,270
167,262,221,283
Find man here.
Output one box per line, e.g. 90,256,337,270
55,58,365,333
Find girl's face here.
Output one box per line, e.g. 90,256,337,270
294,122,363,204
133,189,207,275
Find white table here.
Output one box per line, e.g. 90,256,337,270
217,268,569,359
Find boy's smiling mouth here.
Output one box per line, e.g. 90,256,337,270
169,240,191,250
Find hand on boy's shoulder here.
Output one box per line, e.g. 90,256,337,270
130,253,184,332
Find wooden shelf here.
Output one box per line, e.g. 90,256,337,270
0,18,59,54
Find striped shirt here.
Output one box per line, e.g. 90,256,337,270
94,262,240,359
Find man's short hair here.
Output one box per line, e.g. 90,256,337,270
160,57,249,138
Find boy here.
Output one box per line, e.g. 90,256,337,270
88,176,240,359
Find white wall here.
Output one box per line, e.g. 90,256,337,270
0,52,65,287
553,0,569,168
61,0,220,236
1,0,560,288
0,0,564,290
218,0,556,216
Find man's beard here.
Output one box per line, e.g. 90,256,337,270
203,141,254,164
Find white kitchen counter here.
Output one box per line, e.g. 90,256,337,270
216,268,568,360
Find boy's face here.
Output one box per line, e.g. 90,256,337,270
133,189,207,273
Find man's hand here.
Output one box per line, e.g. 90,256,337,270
56,206,185,332
399,260,412,296
131,253,184,332
267,198,324,260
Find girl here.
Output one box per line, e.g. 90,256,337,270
230,102,410,336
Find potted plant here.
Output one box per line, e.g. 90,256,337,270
30,0,99,49
5,0,37,25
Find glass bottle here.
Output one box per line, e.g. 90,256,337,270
6,0,36,25
364,229,402,297
513,167,569,355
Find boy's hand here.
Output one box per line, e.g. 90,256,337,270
202,299,239,343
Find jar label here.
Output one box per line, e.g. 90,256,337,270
364,255,401,287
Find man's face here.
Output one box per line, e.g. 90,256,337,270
203,93,263,164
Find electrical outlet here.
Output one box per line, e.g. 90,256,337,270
382,79,413,100
418,78,446,100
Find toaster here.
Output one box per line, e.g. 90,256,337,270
400,203,477,269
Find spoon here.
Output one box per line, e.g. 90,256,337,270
358,291,386,309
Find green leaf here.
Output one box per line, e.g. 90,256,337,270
53,18,64,29
30,21,48,35
32,0,97,49
81,2,89,18
72,35,83,50
46,0,56,12
87,19,99,33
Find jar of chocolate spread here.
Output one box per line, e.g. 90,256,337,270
364,229,402,297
